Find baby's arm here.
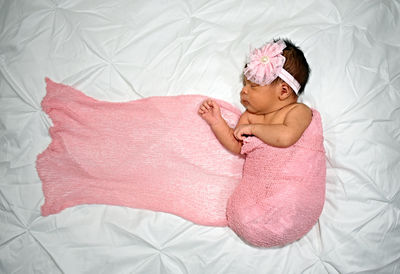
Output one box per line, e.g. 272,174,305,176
198,99,246,155
234,104,312,148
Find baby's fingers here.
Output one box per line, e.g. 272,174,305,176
199,99,212,112
203,99,214,110
234,126,247,141
199,101,211,114
208,99,222,113
198,105,208,114
233,128,242,140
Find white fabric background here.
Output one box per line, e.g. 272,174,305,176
0,0,399,273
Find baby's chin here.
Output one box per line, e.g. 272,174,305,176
243,106,262,115
241,99,249,108
241,100,261,114
240,101,251,110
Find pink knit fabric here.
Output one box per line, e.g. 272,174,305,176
37,78,326,246
226,109,326,247
37,78,244,226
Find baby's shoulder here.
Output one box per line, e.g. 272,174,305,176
285,103,312,127
288,103,311,115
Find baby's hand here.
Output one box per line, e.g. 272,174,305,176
234,124,254,141
198,99,223,126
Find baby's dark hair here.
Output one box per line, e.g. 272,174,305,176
274,38,310,95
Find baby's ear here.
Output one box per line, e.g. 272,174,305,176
279,82,292,100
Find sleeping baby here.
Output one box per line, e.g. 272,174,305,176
198,39,326,247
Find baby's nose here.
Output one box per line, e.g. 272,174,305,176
241,87,248,95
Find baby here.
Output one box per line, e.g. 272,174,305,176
198,39,326,247
198,39,311,153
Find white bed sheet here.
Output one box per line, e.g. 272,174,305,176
1,0,399,273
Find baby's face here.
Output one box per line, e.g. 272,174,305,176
240,77,279,115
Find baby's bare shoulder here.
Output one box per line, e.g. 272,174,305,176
285,103,312,128
290,103,311,115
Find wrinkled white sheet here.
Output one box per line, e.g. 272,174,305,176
1,0,399,273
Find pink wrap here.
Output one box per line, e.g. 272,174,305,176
37,78,326,247
226,110,326,247
37,78,244,226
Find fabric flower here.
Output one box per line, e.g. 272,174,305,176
244,40,286,86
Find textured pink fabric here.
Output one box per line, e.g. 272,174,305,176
37,78,244,226
226,109,326,247
37,78,326,246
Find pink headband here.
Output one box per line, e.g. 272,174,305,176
244,40,301,94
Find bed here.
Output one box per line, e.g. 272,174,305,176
1,0,399,273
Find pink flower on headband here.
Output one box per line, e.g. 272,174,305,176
244,40,286,86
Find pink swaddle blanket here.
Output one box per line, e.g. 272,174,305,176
37,78,326,247
226,109,326,247
37,78,244,226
